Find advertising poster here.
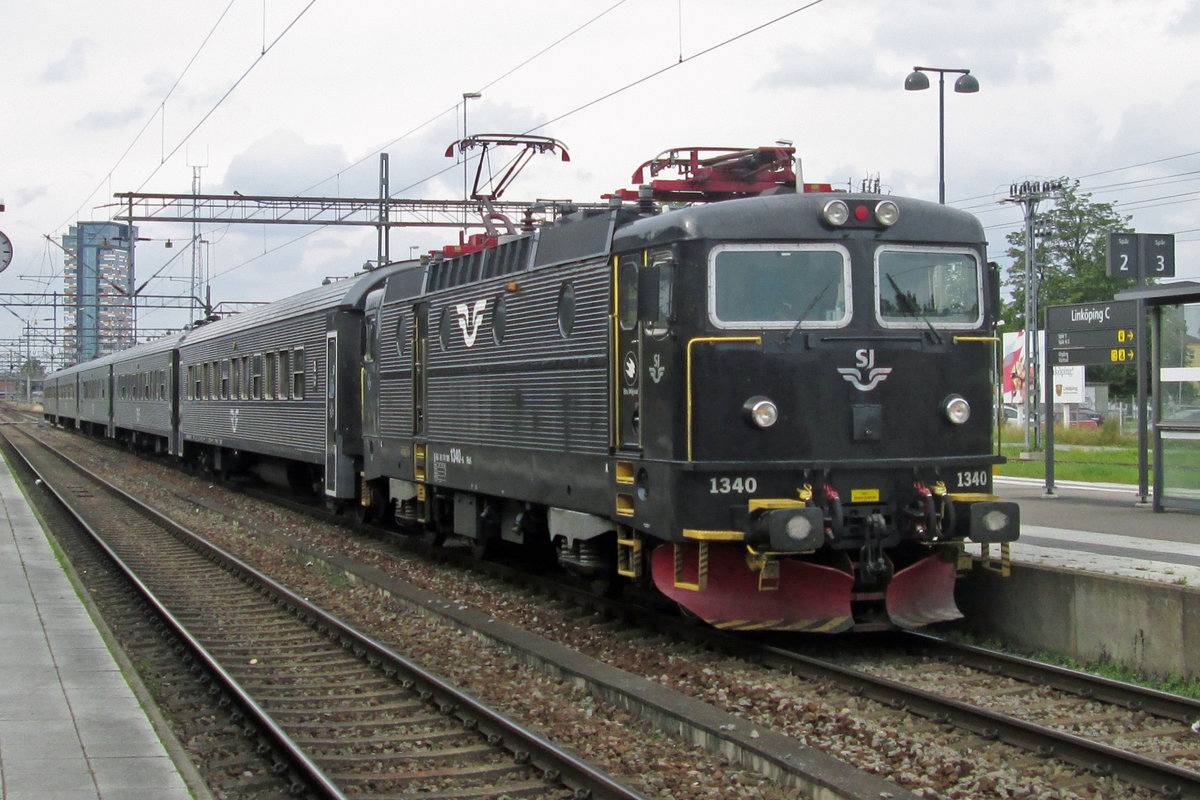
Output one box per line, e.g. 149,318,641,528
1001,330,1083,406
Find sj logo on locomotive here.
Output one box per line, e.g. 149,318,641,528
837,349,892,392
455,299,488,347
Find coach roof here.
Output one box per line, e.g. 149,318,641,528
180,261,420,345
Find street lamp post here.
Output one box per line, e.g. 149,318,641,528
904,66,979,204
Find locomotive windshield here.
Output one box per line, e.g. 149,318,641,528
875,247,983,329
708,243,850,329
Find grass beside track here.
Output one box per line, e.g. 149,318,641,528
995,421,1145,484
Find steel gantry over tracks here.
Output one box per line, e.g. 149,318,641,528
111,192,603,264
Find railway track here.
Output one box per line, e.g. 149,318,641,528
170,471,1200,799
203,485,1200,799
2,424,646,800
22,414,1200,799
752,632,1200,799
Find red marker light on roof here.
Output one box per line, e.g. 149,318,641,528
854,204,870,222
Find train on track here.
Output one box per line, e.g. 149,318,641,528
43,145,1019,632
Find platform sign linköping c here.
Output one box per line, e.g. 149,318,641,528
1045,299,1139,366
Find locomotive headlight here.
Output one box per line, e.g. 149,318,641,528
875,200,900,227
744,396,779,428
943,394,971,425
821,199,850,227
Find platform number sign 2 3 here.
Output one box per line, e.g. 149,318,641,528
1107,232,1174,284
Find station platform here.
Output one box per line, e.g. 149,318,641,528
0,455,201,800
996,475,1200,584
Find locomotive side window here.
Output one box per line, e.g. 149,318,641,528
618,258,638,331
437,308,452,351
875,247,982,330
557,281,576,337
645,251,675,338
708,243,850,329
492,294,507,344
364,315,377,362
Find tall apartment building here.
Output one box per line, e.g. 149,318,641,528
62,221,137,364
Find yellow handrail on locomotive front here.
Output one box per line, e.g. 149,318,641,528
952,335,1000,343
686,335,763,461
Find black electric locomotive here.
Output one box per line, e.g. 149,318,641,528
44,145,1018,633
360,147,1019,632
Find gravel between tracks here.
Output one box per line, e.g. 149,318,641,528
40,425,1161,800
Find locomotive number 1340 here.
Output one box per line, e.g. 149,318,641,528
955,470,990,489
709,477,758,494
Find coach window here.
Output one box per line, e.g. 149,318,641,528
708,243,850,330
875,246,982,329
292,348,305,400
265,352,277,398
251,355,263,400
240,356,250,400
280,350,292,399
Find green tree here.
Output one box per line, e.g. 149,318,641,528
1001,180,1139,396
1001,180,1136,329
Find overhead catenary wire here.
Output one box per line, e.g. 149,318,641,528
212,2,832,284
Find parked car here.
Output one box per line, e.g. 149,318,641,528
1051,406,1105,428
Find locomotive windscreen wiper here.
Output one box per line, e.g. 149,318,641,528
782,278,835,344
885,274,943,344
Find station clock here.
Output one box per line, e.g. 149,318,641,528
0,231,11,273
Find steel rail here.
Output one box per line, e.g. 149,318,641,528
907,630,1200,725
8,428,648,800
759,639,1200,800
4,430,346,799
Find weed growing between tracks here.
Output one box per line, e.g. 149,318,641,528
946,630,1200,700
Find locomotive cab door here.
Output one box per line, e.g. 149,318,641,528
615,255,642,451
412,302,428,436
361,293,381,443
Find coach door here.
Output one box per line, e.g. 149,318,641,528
615,255,642,450
325,332,339,496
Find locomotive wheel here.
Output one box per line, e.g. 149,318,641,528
422,527,445,547
470,537,498,560
588,574,623,599
355,484,387,526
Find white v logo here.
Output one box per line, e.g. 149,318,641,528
455,299,488,347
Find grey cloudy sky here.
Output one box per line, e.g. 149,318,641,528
2,0,1199,352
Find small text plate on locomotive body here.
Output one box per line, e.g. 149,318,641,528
850,488,880,503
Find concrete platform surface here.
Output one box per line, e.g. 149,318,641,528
0,456,197,800
996,476,1200,583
